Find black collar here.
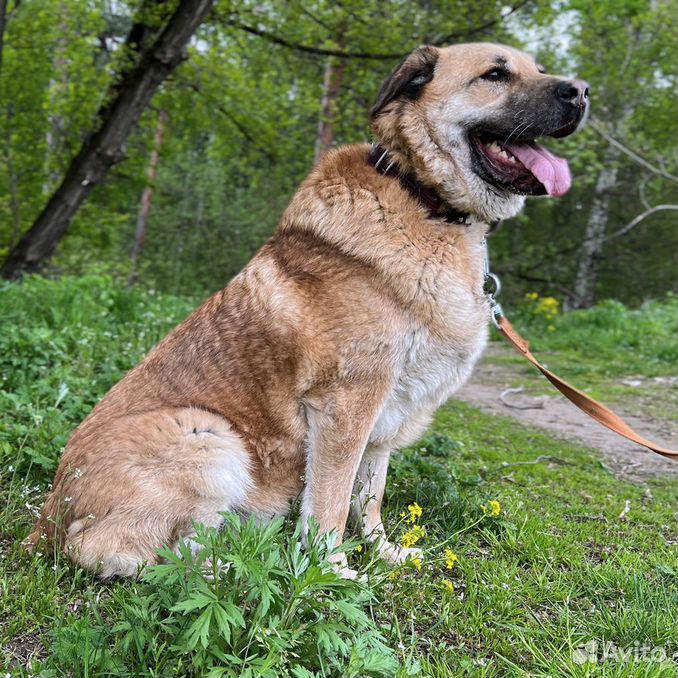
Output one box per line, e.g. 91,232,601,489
367,144,471,225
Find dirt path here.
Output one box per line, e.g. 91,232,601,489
453,344,678,482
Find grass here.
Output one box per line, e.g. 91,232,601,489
1,276,676,676
490,294,678,418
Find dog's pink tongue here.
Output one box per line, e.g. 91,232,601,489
503,141,572,196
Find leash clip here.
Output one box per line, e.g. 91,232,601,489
489,300,504,328
482,237,504,328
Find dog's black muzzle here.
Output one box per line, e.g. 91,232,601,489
550,79,590,138
470,78,591,143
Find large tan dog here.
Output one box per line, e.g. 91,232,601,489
30,43,588,578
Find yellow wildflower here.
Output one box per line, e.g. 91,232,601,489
412,558,423,571
535,296,559,320
444,549,459,570
525,291,539,301
401,525,425,548
481,499,501,517
442,579,455,593
547,324,556,332
355,544,363,553
406,502,423,524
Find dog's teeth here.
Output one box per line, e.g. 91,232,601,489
485,140,520,164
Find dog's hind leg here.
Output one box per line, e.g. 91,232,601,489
349,443,419,563
51,407,255,578
350,443,391,541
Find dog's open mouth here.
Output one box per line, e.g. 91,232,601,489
471,131,574,197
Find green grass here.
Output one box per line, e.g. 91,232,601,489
489,294,678,416
1,277,676,676
511,295,677,379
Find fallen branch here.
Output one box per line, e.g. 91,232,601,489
499,386,546,410
618,499,631,521
501,455,574,468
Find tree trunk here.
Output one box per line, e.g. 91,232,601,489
4,104,21,245
44,0,70,193
1,0,215,280
128,109,167,286
314,31,346,162
572,160,619,308
0,0,8,76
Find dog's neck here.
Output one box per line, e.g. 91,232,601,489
367,144,471,225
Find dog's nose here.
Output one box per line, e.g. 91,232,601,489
556,79,590,107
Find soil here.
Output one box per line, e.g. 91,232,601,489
453,343,678,483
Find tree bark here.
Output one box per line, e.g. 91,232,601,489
572,160,619,309
314,30,346,162
128,109,167,286
1,0,215,280
0,0,8,76
44,0,70,193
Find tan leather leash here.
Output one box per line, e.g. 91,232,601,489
482,240,677,461
495,314,677,460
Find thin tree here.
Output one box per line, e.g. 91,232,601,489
128,109,168,286
1,0,215,280
314,26,346,162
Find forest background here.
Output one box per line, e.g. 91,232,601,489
0,0,676,305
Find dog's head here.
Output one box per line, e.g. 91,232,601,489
370,43,589,222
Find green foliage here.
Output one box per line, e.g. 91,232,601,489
508,292,678,377
2,0,674,302
42,516,397,677
491,0,677,305
0,275,195,477
1,277,677,678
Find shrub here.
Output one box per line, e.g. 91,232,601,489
0,275,195,479
508,292,677,376
42,516,397,678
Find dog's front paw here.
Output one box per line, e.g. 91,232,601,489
335,564,362,580
377,540,423,565
329,552,365,581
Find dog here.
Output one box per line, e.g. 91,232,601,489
29,43,588,579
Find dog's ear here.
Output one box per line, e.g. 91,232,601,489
370,45,439,118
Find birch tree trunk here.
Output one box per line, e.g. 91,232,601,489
128,110,167,286
572,158,619,308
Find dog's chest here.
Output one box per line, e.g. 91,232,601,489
369,232,489,445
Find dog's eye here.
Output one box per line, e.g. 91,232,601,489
481,67,510,82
